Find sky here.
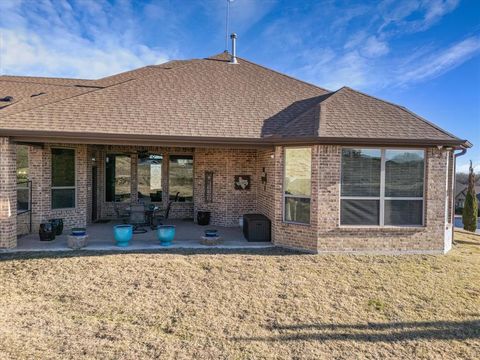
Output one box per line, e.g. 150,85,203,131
0,0,479,172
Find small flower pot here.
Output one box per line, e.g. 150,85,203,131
157,225,175,246
113,224,133,247
71,227,87,236
204,229,218,237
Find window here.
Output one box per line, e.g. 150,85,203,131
138,154,163,202
340,149,381,225
284,147,311,224
51,148,75,209
16,145,29,213
341,148,425,226
169,155,193,202
105,154,131,202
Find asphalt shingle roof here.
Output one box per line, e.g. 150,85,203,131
0,51,469,147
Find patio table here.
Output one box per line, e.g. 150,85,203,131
125,205,162,227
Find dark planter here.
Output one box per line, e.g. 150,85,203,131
197,211,211,226
39,223,55,241
49,218,64,235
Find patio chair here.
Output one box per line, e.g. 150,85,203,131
151,201,173,230
129,204,148,234
114,203,129,224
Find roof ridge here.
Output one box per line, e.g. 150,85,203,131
0,78,95,88
0,74,91,82
0,78,135,118
335,86,462,141
234,56,331,93
0,59,204,119
275,92,335,135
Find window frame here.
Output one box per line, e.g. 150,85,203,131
137,153,164,203
282,146,312,225
340,147,426,227
105,153,132,203
168,154,194,203
16,145,30,214
51,147,76,210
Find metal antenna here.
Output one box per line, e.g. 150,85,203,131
225,0,235,51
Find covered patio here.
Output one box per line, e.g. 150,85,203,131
13,219,273,252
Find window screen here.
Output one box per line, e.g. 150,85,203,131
341,148,424,226
284,148,311,224
51,148,75,209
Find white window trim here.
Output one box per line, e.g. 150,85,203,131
340,147,426,227
51,147,76,210
282,146,312,225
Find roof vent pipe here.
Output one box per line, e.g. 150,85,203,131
230,33,238,64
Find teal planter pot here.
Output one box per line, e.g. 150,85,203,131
157,225,175,246
113,224,133,247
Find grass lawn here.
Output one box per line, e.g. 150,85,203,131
1,232,479,359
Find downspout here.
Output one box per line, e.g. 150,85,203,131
452,148,468,242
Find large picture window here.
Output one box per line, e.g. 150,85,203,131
51,148,76,209
138,154,163,202
105,154,131,202
16,145,29,213
169,155,193,202
284,147,311,224
341,148,424,226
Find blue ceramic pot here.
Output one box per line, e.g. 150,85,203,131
113,224,133,247
157,225,175,246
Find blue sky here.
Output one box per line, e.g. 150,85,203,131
0,0,479,171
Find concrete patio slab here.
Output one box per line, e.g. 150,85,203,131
6,219,273,253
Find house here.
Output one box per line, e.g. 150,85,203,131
0,50,471,253
455,181,480,210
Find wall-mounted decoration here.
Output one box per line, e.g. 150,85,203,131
261,167,267,190
204,171,214,203
234,175,251,190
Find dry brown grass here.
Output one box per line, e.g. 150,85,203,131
1,232,479,359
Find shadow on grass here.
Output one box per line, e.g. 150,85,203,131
0,247,308,262
234,319,480,342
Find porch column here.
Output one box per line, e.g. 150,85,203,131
0,137,17,248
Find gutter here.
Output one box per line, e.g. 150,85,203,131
0,129,472,148
452,147,468,243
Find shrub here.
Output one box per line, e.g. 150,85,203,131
462,161,478,232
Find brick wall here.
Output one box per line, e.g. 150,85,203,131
16,212,30,236
10,141,451,253
194,148,258,227
0,137,17,248
255,149,275,221
271,146,319,252
28,143,88,232
314,146,450,253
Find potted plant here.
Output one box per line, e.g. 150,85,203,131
113,224,133,247
157,225,175,246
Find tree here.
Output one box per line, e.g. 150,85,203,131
462,161,478,232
